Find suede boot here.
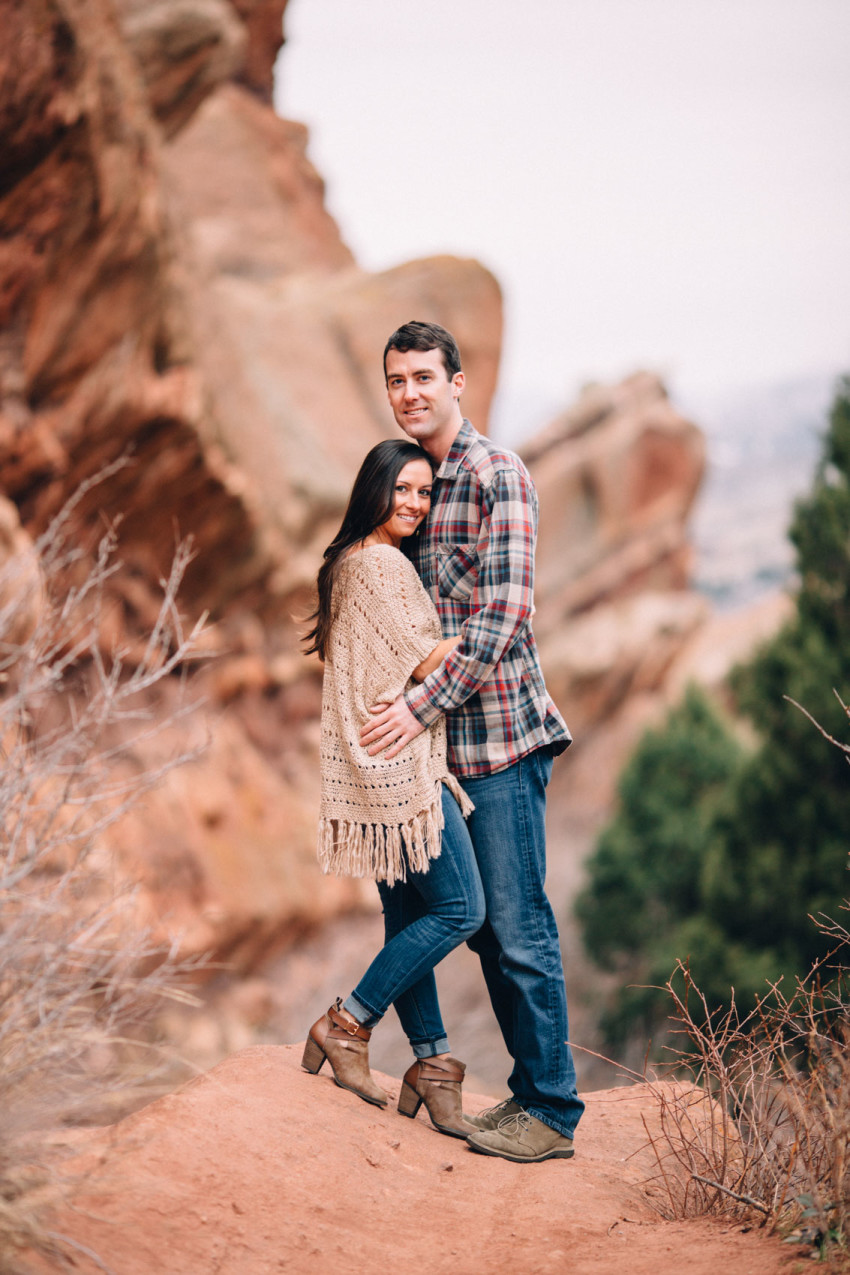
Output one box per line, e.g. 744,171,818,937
467,1111,575,1162
301,999,388,1108
463,1096,524,1132
397,1055,476,1138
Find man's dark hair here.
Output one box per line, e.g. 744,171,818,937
383,321,462,382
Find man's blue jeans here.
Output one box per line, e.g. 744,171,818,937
464,748,584,1139
345,787,485,1057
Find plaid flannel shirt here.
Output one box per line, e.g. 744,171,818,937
404,419,571,777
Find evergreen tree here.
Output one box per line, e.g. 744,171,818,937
577,377,850,1047
574,687,744,1044
704,378,850,975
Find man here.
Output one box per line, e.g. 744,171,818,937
360,320,585,1162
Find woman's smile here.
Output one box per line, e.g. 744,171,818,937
375,458,433,547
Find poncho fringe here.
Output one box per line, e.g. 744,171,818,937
318,775,473,887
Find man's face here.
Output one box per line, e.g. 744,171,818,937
385,347,464,456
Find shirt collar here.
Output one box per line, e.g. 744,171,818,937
436,419,476,480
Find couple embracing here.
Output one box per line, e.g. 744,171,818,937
302,321,584,1162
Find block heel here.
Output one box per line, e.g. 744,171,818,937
301,999,389,1108
399,1057,476,1137
397,1080,423,1118
301,1035,326,1074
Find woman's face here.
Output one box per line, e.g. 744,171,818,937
377,458,433,546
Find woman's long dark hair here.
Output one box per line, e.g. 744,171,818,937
302,440,435,660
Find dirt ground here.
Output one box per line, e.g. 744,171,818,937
36,1044,795,1275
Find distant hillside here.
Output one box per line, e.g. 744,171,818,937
682,371,839,610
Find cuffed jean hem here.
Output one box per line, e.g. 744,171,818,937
523,1105,578,1140
343,993,381,1029
344,993,450,1057
410,1035,451,1059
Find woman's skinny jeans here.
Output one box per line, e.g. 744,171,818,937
344,786,484,1058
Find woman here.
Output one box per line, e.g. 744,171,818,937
301,440,484,1137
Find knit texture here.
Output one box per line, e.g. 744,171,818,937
319,544,472,885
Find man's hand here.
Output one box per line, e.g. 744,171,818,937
360,695,426,758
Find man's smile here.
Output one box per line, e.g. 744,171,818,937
385,346,465,459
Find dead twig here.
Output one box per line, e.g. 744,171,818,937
690,1174,770,1214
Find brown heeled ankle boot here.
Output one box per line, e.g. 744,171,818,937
397,1055,476,1138
301,999,388,1108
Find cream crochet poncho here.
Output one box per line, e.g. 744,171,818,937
318,543,472,885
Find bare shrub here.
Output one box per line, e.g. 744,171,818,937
0,470,209,1271
642,952,848,1237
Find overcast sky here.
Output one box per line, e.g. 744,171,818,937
275,0,850,435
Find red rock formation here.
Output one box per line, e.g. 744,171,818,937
527,372,705,615
0,496,42,645
115,0,247,137
526,372,708,737
229,0,290,101
114,0,290,133
0,0,267,628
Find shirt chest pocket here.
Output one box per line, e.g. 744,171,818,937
436,543,478,599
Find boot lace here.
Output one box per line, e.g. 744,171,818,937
496,1112,533,1134
477,1097,521,1121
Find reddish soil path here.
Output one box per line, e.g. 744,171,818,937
47,1045,790,1275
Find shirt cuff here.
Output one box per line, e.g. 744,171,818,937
404,683,444,728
